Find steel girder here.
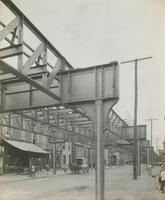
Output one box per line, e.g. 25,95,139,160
0,0,134,153
0,107,94,145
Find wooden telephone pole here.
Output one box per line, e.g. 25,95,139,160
121,56,152,180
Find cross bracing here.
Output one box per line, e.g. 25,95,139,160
0,0,142,155
0,2,149,200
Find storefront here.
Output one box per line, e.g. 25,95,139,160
0,139,49,174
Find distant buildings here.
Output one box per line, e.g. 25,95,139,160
0,117,133,175
159,140,165,163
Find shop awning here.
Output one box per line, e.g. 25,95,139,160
3,139,49,154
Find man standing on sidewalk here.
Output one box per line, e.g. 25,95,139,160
160,165,165,193
31,165,35,177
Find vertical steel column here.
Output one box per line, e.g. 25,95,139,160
8,113,11,135
95,100,104,200
17,16,23,71
150,121,153,165
52,143,56,174
0,115,2,137
28,152,31,176
147,143,150,166
137,140,141,176
42,42,48,87
133,59,138,180
151,120,153,165
90,149,93,169
108,149,111,166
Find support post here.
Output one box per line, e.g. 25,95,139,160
108,149,111,167
28,152,32,176
90,149,93,169
151,121,153,165
147,144,150,166
52,143,56,174
133,59,138,180
95,100,104,200
42,42,48,87
145,118,158,165
17,17,23,72
137,140,141,176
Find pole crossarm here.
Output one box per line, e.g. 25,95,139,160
121,56,152,64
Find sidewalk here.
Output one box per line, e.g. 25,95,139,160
0,169,69,184
105,165,165,200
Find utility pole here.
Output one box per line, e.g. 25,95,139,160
145,118,158,165
121,56,152,180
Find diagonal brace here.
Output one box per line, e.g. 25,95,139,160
0,60,61,101
22,43,44,74
0,17,20,42
47,59,64,88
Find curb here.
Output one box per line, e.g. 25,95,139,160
0,172,69,184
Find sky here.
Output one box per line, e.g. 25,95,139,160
0,0,165,150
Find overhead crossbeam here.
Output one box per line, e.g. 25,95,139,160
0,60,61,101
107,109,127,139
0,110,94,145
0,44,23,59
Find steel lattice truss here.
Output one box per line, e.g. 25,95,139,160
0,0,140,154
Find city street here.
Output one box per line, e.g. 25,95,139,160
0,1,165,200
0,165,164,200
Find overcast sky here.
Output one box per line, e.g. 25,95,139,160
0,0,165,150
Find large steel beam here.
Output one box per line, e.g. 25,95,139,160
0,60,60,103
60,62,119,104
122,125,146,140
0,65,50,84
0,44,23,59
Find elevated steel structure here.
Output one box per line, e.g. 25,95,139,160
0,1,148,200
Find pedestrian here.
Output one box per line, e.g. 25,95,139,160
31,165,35,177
159,164,165,193
46,163,49,175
